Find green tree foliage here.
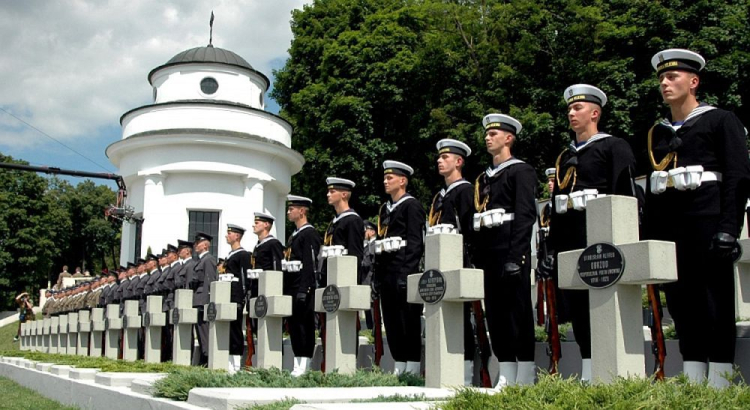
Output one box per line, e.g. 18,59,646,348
272,0,750,226
0,154,120,309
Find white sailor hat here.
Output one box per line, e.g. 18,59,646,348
545,168,556,177
287,195,312,207
482,113,522,135
651,49,706,76
436,139,471,157
326,177,355,191
254,212,275,223
227,224,246,234
383,160,414,177
564,84,607,107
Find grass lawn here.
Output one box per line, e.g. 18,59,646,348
0,315,22,352
0,376,78,409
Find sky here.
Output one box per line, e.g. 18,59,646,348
0,0,310,188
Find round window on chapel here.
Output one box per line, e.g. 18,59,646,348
200,77,219,95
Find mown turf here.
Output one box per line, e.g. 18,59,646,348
0,376,79,409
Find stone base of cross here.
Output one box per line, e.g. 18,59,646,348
49,316,60,354
406,232,484,388
19,323,28,351
35,321,43,352
144,295,166,363
77,310,91,356
734,223,750,318
67,312,80,355
43,318,51,353
90,308,105,357
558,196,677,383
314,256,371,374
122,300,141,361
104,304,123,359
250,270,292,370
58,314,69,354
172,289,198,366
206,281,238,370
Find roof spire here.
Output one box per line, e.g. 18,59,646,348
208,11,215,47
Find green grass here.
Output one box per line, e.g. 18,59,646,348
153,366,425,401
0,376,79,409
441,373,750,410
0,351,187,373
236,393,428,410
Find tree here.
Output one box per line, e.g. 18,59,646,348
272,0,750,228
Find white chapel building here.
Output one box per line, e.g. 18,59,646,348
107,44,303,263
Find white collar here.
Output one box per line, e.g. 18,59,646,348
171,260,180,267
149,269,158,275
440,179,470,197
292,224,314,237
569,133,612,153
386,194,414,213
660,104,716,130
255,236,275,247
486,158,524,178
227,247,245,258
332,209,359,224
139,272,148,278
199,251,208,259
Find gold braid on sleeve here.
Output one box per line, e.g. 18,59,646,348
648,124,678,171
427,192,441,227
377,203,388,238
474,174,489,213
555,149,576,191
323,221,334,246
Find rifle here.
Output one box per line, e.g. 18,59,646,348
319,312,326,372
244,294,255,368
536,280,545,326
537,225,561,374
471,301,493,387
372,294,384,366
647,284,666,380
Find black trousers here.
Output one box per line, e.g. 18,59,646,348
195,306,209,365
464,302,476,361
561,289,591,359
660,216,736,363
482,256,535,362
380,281,422,362
288,290,315,358
229,301,245,356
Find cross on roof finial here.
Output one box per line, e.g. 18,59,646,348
208,11,215,47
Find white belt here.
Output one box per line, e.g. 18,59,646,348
246,269,262,280
473,209,515,231
320,245,348,259
555,190,605,214
374,237,407,254
427,223,457,236
282,260,303,272
650,166,721,194
218,274,238,282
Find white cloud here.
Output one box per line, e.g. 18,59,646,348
0,0,309,151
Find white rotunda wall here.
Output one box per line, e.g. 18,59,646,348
150,65,267,108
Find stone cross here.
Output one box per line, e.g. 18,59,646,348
314,256,371,374
558,195,677,383
58,314,69,354
122,300,141,361
249,270,292,369
28,322,35,351
49,316,60,354
43,318,51,353
104,304,123,360
206,281,237,370
734,223,750,318
90,308,105,357
67,311,79,355
19,322,27,351
77,310,91,356
144,295,166,363
36,320,43,352
406,232,484,388
171,289,198,366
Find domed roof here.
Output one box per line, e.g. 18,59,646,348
148,45,269,88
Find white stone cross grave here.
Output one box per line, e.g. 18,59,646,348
67,311,79,355
58,314,69,354
90,307,105,357
314,256,371,374
171,289,198,366
49,316,60,354
250,270,292,369
144,295,166,363
406,232,484,388
558,195,677,383
122,300,141,361
206,281,237,370
77,310,91,356
28,322,35,351
19,322,27,351
734,222,750,318
35,320,43,352
43,318,51,353
104,304,123,359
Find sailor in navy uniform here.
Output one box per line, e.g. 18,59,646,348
284,195,323,376
321,177,365,287
191,232,218,366
541,85,637,382
472,114,537,387
223,224,253,373
429,138,476,385
641,49,750,386
252,212,285,273
374,161,426,376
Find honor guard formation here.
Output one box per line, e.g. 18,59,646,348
40,49,750,389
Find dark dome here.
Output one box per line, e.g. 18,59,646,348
166,46,254,70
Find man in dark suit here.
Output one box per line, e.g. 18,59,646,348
191,232,218,366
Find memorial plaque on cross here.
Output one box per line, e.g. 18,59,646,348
58,314,69,355
90,308,105,357
122,300,141,361
558,196,678,383
67,311,79,355
42,318,51,353
734,223,750,318
77,310,91,356
250,270,292,369
406,232,484,388
144,295,166,363
206,281,238,370
49,316,60,354
172,289,198,366
314,256,371,374
104,304,123,360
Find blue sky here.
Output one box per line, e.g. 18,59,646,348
0,1,308,189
